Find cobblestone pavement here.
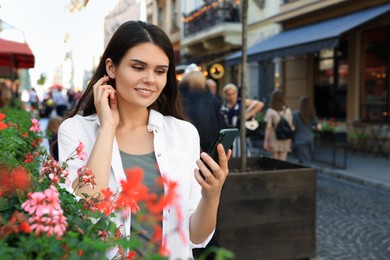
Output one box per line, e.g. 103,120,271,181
316,174,390,260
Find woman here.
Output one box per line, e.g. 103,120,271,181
220,83,264,157
263,89,294,161
58,21,231,259
293,96,321,165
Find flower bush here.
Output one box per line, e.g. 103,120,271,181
0,107,175,259
319,117,344,133
0,106,234,259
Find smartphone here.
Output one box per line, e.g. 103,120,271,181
200,128,239,178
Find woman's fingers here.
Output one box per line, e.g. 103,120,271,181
93,75,110,98
197,144,229,182
93,76,116,107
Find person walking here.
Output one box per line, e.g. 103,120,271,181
221,83,264,157
57,20,231,260
52,85,69,117
206,78,222,106
293,96,322,166
263,89,294,161
180,70,225,153
28,88,40,113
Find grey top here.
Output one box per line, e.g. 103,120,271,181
119,150,162,253
292,110,319,145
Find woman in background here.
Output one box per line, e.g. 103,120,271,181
293,96,321,166
263,89,294,161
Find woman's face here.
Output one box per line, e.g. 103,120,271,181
224,88,238,104
109,42,169,109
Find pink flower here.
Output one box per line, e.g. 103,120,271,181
22,186,68,237
22,192,46,215
76,141,87,161
29,118,41,133
40,158,69,185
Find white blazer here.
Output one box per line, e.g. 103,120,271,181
58,109,213,259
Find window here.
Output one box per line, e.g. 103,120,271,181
361,26,389,122
314,40,348,120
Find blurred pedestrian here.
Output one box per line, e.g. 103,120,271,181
206,78,222,106
180,70,225,153
28,88,39,113
179,69,225,260
263,89,294,161
0,83,12,107
221,83,264,157
292,96,322,166
52,85,69,117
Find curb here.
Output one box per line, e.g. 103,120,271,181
317,167,390,193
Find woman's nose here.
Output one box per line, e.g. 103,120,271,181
143,70,156,85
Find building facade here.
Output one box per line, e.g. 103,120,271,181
226,0,390,124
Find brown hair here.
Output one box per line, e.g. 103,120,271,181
64,20,186,121
299,96,316,124
269,89,286,111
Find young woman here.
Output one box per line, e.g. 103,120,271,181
292,96,322,165
263,89,294,161
58,21,231,259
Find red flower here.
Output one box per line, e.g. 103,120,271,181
19,221,31,233
12,167,32,191
115,168,149,214
146,176,179,214
0,113,8,131
0,166,31,196
24,153,35,163
96,188,115,216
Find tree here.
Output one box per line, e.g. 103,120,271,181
239,0,248,172
36,73,47,86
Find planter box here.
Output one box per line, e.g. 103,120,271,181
216,157,316,259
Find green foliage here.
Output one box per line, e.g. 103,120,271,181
36,73,47,86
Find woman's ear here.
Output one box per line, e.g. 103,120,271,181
105,58,115,79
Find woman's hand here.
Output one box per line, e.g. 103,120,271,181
93,76,119,129
263,140,270,151
195,144,232,200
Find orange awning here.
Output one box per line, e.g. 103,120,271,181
0,38,35,69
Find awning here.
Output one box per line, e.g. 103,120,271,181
225,3,390,66
0,38,35,69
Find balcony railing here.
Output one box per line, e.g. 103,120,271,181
182,1,240,37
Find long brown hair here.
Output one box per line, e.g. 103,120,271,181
299,96,316,124
64,20,186,121
269,89,286,111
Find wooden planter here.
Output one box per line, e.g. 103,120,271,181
216,157,316,259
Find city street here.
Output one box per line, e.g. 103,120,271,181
316,174,390,260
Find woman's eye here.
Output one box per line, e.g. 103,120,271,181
156,69,167,75
132,66,143,71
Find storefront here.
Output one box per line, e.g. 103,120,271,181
225,3,390,123
0,38,35,106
